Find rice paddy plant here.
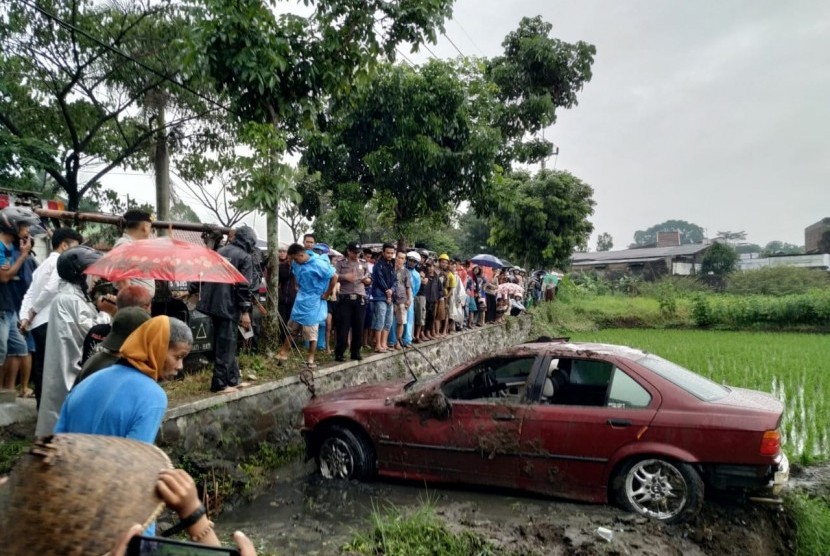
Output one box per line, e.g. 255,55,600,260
571,329,830,462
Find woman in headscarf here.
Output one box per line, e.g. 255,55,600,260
55,316,193,444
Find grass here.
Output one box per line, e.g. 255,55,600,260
785,493,830,556
164,350,335,404
571,329,830,464
344,503,500,556
0,436,31,474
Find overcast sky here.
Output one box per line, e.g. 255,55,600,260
415,0,830,249
99,0,830,250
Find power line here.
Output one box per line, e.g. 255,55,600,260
395,48,416,67
20,0,236,118
442,31,466,58
452,18,486,57
421,42,439,59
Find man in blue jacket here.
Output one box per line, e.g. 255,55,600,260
276,243,337,369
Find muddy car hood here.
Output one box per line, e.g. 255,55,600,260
710,386,783,414
312,380,406,403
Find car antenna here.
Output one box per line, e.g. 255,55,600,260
401,346,419,390
405,342,442,375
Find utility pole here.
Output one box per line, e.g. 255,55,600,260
154,107,170,235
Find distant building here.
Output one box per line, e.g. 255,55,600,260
805,218,830,254
570,243,713,280
738,253,830,272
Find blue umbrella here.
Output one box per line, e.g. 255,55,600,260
470,254,504,268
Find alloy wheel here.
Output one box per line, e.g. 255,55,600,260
624,459,689,520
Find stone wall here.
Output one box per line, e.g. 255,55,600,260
158,316,533,467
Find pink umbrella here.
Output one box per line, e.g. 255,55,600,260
497,282,524,297
85,237,248,284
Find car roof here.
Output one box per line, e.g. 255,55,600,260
512,339,648,360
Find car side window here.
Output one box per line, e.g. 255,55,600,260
442,357,535,402
607,368,652,409
540,358,614,407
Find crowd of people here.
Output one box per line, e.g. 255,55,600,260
273,233,558,370
0,204,565,554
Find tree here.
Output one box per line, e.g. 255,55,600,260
633,220,705,247
0,1,222,210
191,0,453,340
173,158,251,228
486,16,596,167
305,60,502,249
596,232,613,252
489,170,594,270
716,230,747,244
701,242,739,276
457,210,500,260
761,241,805,257
734,243,762,255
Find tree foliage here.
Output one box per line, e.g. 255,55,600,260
596,232,613,252
486,16,595,167
762,241,805,257
489,170,594,269
701,242,739,276
633,220,705,247
304,60,502,247
0,0,223,209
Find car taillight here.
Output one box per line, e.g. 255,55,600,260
760,430,781,456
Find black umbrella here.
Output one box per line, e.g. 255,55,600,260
470,254,504,268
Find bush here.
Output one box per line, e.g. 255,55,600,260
727,266,830,296
691,295,713,327
703,289,830,328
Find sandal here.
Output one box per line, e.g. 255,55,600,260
215,386,238,394
19,388,35,399
305,361,318,370
275,354,288,365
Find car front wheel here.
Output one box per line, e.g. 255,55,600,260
316,425,376,481
614,458,703,524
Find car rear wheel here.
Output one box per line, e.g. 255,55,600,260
316,425,376,481
614,458,703,524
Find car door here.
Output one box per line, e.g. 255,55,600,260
519,356,661,502
384,354,546,490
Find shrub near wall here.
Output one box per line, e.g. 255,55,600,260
693,290,830,329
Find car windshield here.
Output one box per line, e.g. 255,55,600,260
636,354,729,401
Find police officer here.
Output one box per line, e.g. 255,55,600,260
333,241,371,362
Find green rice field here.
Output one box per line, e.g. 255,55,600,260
570,329,830,464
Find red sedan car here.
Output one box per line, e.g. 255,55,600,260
301,340,789,523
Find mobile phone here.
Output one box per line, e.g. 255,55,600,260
126,535,241,556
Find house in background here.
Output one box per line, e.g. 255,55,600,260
570,232,714,280
805,218,830,255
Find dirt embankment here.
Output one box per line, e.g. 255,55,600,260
443,498,792,556
442,463,830,556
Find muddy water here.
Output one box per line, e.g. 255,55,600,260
215,460,587,556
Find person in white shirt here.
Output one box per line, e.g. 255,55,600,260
113,209,155,296
19,227,83,407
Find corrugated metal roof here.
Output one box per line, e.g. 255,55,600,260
572,257,665,266
571,243,711,263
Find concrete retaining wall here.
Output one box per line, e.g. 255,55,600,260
157,316,532,467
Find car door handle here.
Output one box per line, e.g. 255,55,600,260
607,418,631,427
493,413,516,421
